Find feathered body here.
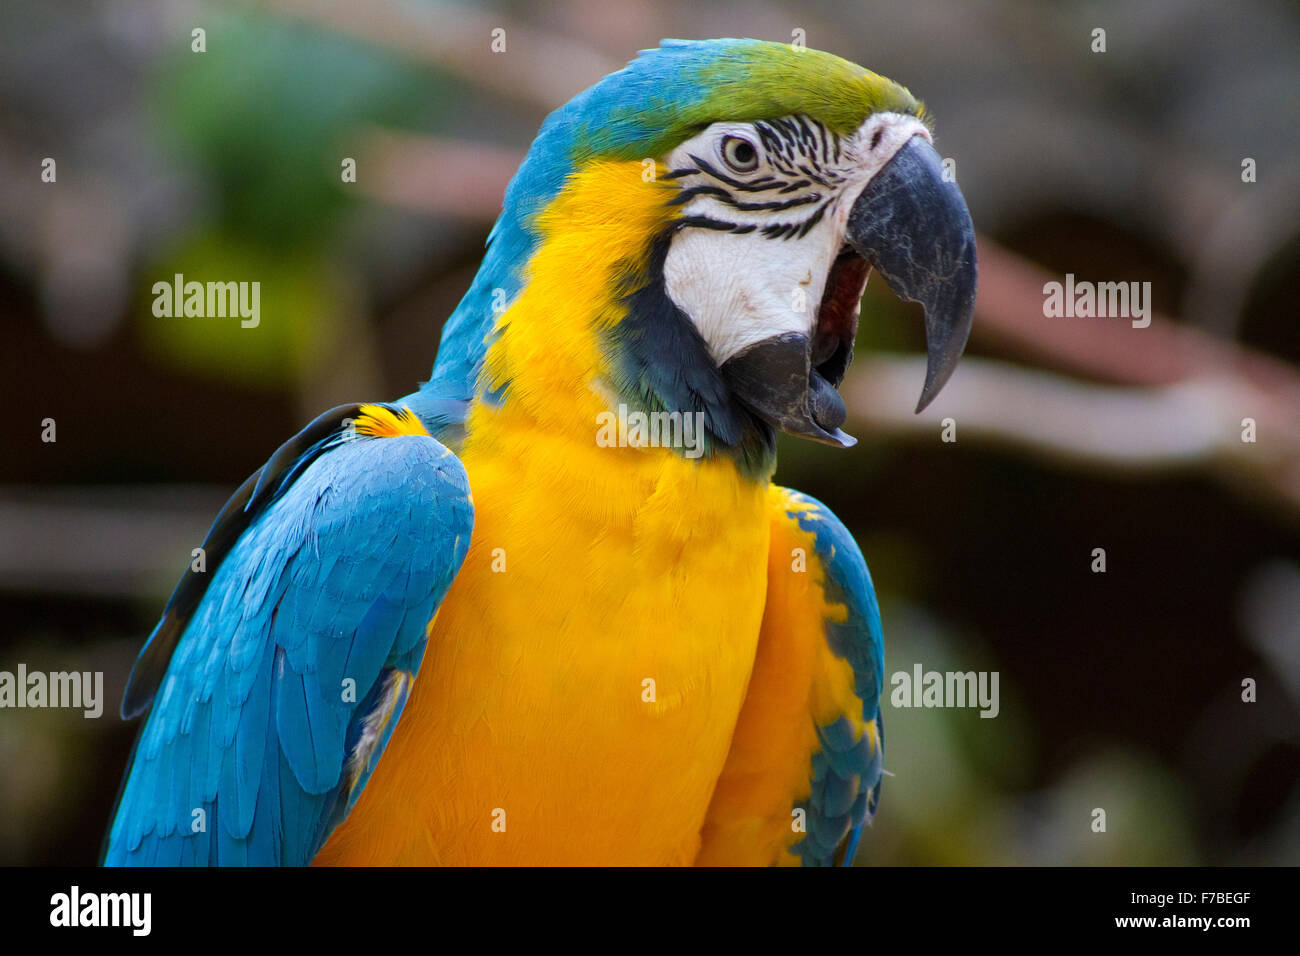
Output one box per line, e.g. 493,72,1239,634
104,38,977,866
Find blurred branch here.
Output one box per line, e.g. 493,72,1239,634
849,356,1237,468
0,487,225,598
845,356,1300,517
958,242,1300,517
973,240,1300,393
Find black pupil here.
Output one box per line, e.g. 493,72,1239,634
730,140,755,166
871,129,884,150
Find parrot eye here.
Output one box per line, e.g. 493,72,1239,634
870,127,885,150
720,135,760,173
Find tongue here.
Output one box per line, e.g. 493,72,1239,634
808,369,847,431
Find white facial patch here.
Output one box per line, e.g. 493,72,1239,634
662,112,932,366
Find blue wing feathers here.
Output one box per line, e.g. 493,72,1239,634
781,490,886,868
104,416,473,866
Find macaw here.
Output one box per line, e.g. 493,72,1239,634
103,38,976,866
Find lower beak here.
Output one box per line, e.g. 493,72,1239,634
719,331,857,448
720,135,977,447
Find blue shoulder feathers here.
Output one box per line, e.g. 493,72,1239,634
103,404,473,866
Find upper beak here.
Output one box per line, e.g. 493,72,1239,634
846,135,977,413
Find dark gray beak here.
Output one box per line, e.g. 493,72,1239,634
846,135,977,412
719,330,857,448
720,134,977,448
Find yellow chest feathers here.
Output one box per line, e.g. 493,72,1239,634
440,157,771,759
319,160,775,864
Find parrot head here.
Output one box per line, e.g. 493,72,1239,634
654,60,977,446
429,38,976,459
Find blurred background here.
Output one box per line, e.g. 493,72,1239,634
2,0,1298,866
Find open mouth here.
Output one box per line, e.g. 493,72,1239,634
717,247,872,449
807,248,872,433
719,135,977,449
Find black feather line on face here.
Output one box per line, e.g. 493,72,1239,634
674,114,846,212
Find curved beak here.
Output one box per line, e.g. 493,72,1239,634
846,135,977,412
720,133,977,448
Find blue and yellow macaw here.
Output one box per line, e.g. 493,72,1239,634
103,38,976,866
